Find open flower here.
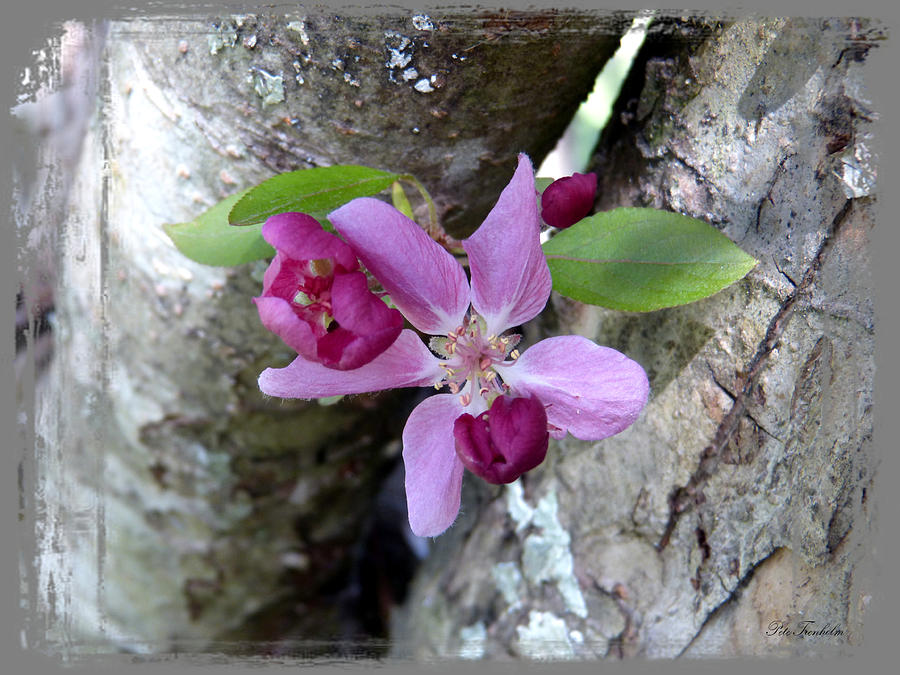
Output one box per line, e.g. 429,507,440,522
258,154,649,537
253,212,404,370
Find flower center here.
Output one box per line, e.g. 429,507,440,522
432,314,521,408
292,261,336,330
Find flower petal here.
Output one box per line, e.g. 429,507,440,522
316,271,404,370
258,329,443,399
262,212,358,272
402,394,467,537
253,295,319,360
500,335,649,441
540,172,597,229
462,153,552,335
329,197,469,335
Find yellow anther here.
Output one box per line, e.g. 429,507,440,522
510,349,520,360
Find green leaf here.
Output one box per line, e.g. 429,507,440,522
163,189,275,266
542,207,758,311
228,165,401,226
535,176,554,195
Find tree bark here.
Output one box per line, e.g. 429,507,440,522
19,9,628,657
393,16,879,659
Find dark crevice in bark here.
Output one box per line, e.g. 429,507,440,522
656,198,855,553
675,546,780,658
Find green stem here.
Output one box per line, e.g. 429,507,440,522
400,174,438,231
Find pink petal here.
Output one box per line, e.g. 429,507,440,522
258,329,443,399
499,335,649,441
329,198,469,335
402,394,467,537
462,153,552,335
540,172,597,229
262,212,357,272
253,295,319,361
453,395,548,484
315,271,404,370
261,251,295,296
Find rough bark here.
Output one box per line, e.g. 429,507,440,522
19,9,628,658
393,17,880,659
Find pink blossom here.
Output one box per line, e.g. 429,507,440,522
541,171,597,229
253,212,403,370
258,155,649,537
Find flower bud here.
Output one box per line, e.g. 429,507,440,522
540,172,597,229
453,395,549,484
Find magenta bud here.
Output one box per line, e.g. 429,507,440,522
540,172,597,229
453,395,549,484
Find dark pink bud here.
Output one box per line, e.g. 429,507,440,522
254,212,403,370
453,395,549,484
540,172,597,229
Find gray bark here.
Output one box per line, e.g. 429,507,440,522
19,9,627,657
393,17,879,659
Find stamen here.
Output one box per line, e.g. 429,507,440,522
448,382,460,394
459,393,471,406
479,357,492,371
510,349,520,360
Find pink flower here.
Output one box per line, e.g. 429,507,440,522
540,171,597,229
258,155,649,537
253,212,404,370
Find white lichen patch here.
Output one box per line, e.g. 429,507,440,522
835,137,876,198
412,14,434,31
208,24,237,55
458,621,487,659
286,20,310,45
515,611,575,660
414,77,435,93
402,67,418,81
384,30,414,78
249,68,284,106
506,481,589,618
492,562,524,609
506,479,535,532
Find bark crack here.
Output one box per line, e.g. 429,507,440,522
675,546,781,658
656,198,854,553
771,255,798,288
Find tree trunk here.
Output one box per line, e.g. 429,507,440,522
393,17,879,659
18,9,628,657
